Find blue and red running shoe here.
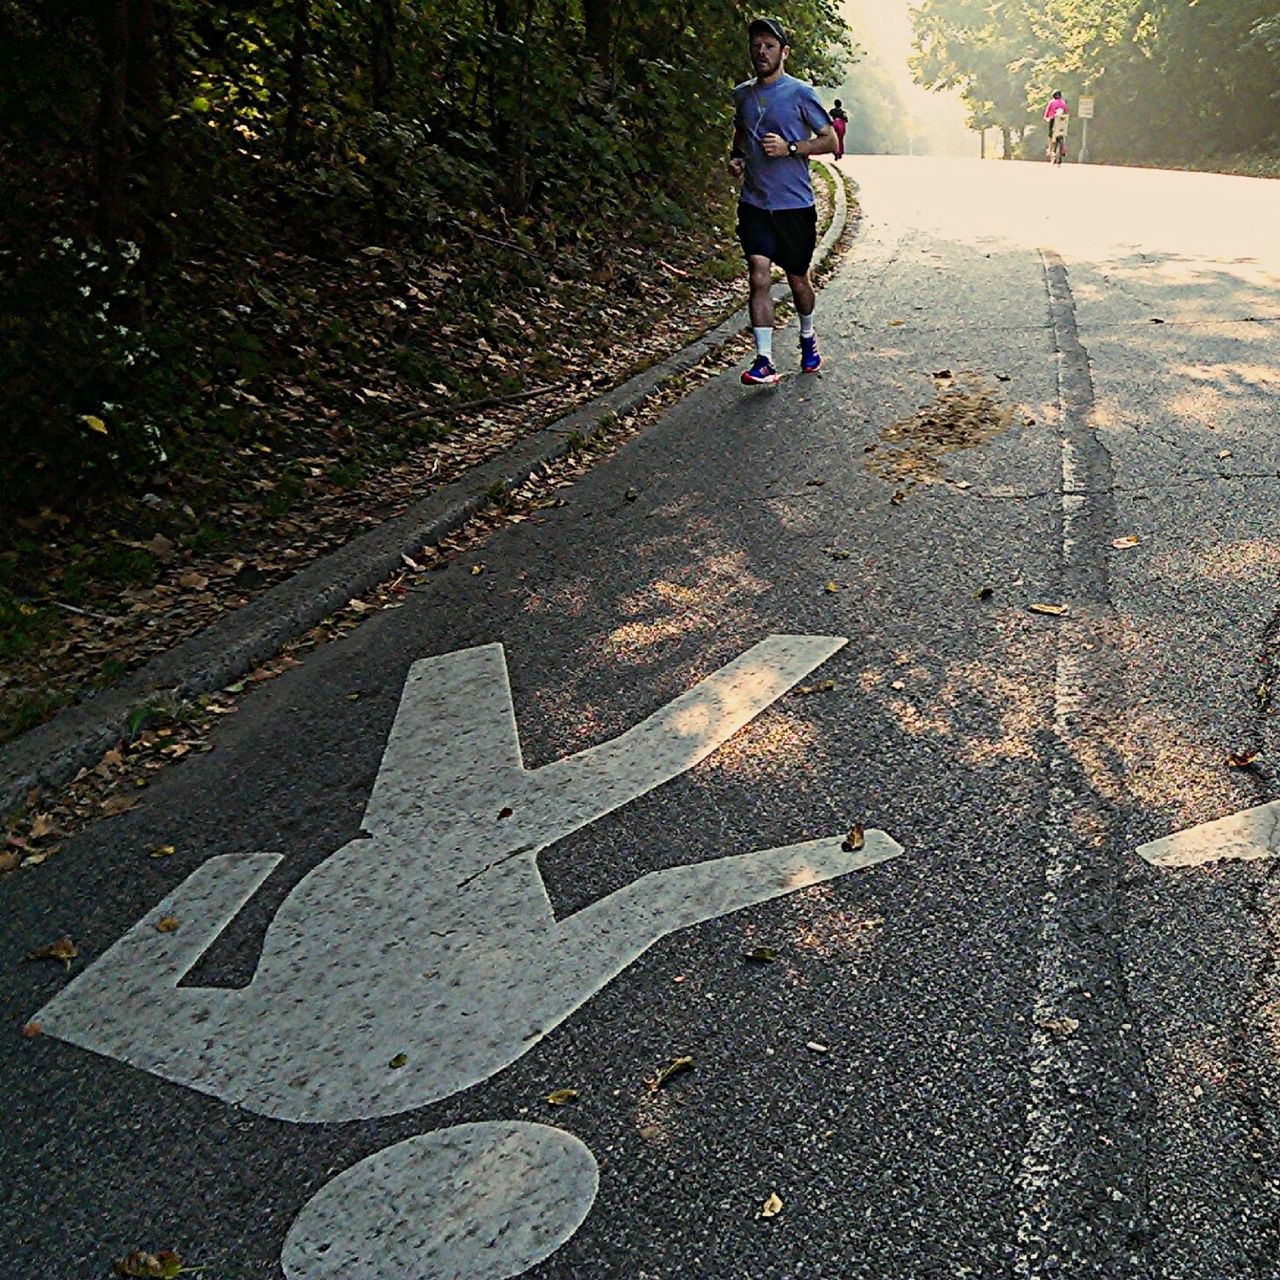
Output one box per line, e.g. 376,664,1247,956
741,355,782,385
800,334,822,373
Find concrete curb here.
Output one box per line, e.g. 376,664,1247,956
0,163,848,816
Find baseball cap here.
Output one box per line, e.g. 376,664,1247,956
748,17,789,47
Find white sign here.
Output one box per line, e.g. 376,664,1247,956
1078,97,1095,119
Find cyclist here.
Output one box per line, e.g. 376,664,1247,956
1043,91,1069,161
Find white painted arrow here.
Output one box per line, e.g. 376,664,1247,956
35,635,901,1122
1136,800,1280,869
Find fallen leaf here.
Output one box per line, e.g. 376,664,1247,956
743,946,779,963
932,369,953,379
470,564,485,576
111,1249,187,1278
890,491,906,506
823,547,853,560
794,679,836,696
1029,603,1068,617
890,679,906,691
27,936,78,971
149,844,176,859
637,1123,663,1141
177,571,209,591
389,1053,408,1069
0,850,21,874
760,1192,784,1219
29,813,57,840
1111,535,1141,550
823,581,841,594
976,586,995,601
545,1088,580,1105
1217,450,1233,460
80,414,107,434
841,825,865,852
805,478,826,487
888,319,905,327
100,794,142,817
647,1054,695,1090
497,806,514,820
1228,749,1261,769
155,916,181,933
1040,1016,1080,1039
21,1021,42,1039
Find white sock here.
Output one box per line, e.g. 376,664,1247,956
799,312,815,338
753,327,774,361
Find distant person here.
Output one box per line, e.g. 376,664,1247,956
1044,91,1069,156
829,99,848,160
727,17,837,385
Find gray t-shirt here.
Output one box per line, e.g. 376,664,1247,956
733,73,831,211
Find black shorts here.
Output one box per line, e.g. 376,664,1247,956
737,202,818,277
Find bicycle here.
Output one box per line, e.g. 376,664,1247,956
1048,116,1068,165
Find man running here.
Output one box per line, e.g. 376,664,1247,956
728,17,837,385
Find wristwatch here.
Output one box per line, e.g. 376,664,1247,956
787,140,799,156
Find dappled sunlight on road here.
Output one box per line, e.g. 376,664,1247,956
604,550,772,665
702,709,818,780
1144,537,1280,590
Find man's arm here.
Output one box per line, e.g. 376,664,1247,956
759,123,837,158
728,125,746,177
804,124,837,157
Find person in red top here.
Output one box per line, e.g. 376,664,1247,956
1044,91,1069,157
829,99,847,160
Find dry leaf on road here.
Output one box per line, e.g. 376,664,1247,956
841,825,865,852
647,1055,695,1090
1029,603,1068,617
26,936,78,971
759,1192,784,1219
545,1088,580,1106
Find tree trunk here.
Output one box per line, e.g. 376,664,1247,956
1001,125,1012,159
582,0,611,67
284,0,311,162
370,0,396,113
97,0,130,243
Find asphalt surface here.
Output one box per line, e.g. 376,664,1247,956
4,156,1280,1280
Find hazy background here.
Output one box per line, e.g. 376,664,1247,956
825,0,974,156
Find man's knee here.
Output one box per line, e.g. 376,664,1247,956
747,261,772,293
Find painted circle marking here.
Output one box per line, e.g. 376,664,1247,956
281,1122,598,1280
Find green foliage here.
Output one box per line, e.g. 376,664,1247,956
0,0,854,520
909,0,1280,164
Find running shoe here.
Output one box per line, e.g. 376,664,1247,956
741,355,782,385
800,334,822,373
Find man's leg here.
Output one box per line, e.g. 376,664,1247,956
787,270,822,373
742,253,781,384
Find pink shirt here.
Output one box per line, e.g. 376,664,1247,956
1044,98,1069,120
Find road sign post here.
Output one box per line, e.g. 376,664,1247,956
1078,96,1094,163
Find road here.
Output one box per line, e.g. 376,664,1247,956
5,156,1280,1279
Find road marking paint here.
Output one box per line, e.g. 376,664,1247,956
281,1123,597,1280
35,635,902,1123
1137,801,1280,868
